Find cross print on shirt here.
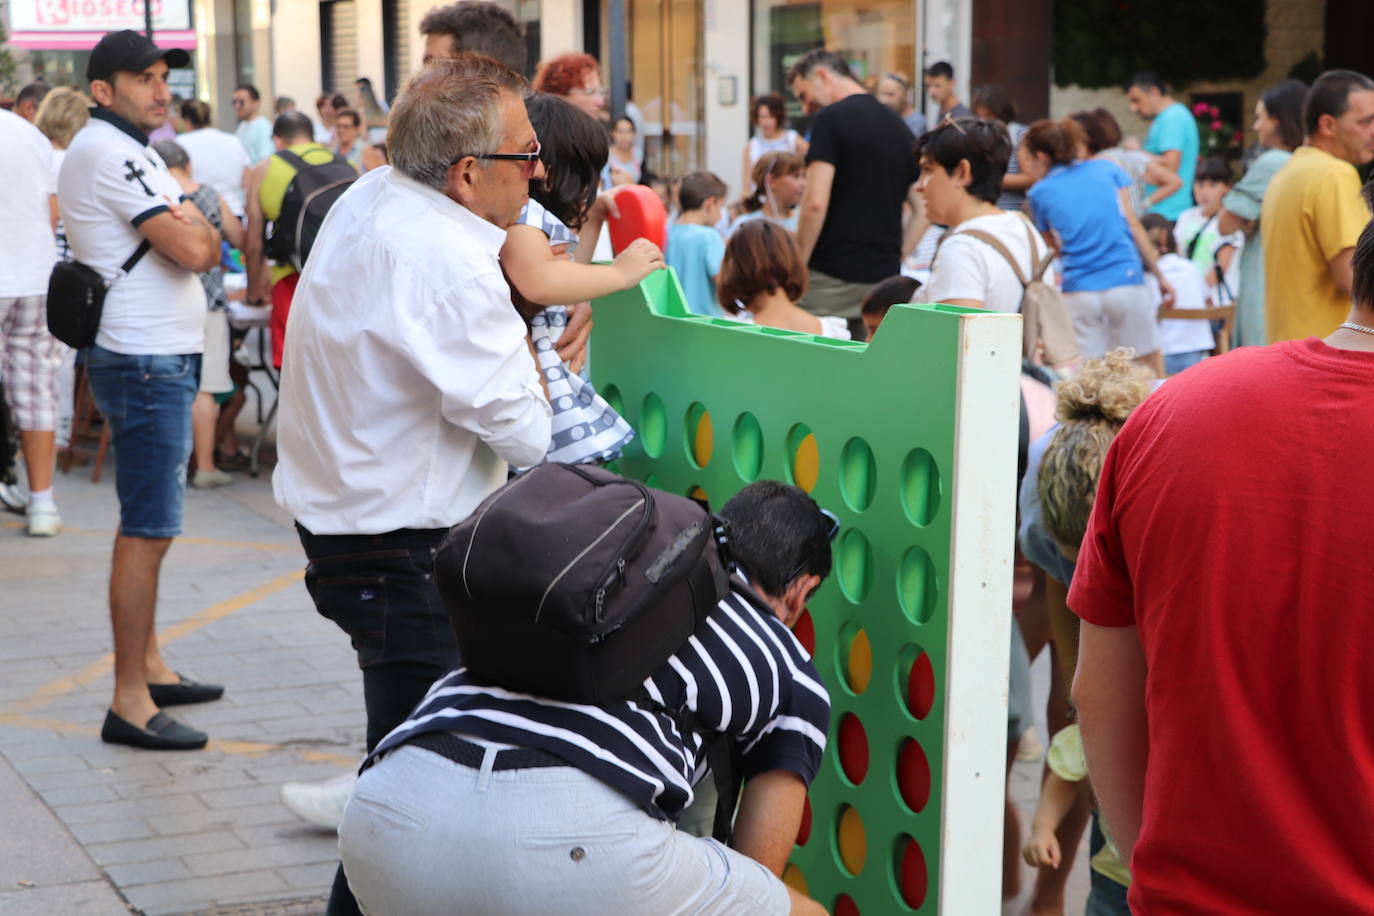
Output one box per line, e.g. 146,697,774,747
123,159,156,197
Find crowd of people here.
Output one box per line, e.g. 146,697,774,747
3,2,1374,914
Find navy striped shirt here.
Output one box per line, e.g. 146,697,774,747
365,586,831,821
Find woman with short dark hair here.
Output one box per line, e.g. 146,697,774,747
1218,79,1308,346
717,220,849,338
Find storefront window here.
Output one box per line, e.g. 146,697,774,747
752,0,915,127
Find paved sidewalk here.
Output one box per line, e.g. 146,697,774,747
0,468,360,915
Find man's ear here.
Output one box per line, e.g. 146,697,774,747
779,574,820,628
90,78,115,108
446,157,478,207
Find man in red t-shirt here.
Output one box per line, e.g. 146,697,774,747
1070,213,1374,914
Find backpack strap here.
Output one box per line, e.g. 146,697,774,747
273,149,311,172
1018,214,1055,283
954,227,1031,288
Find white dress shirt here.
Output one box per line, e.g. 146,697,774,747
0,109,56,297
176,127,250,217
273,166,552,535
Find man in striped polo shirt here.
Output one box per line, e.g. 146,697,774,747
338,480,832,915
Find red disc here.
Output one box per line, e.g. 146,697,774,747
838,713,869,785
907,650,934,719
899,837,928,909
796,794,812,846
897,739,931,813
794,610,815,656
834,894,860,916
607,185,668,253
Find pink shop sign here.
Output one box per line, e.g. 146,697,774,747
9,0,192,33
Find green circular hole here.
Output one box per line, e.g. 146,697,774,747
732,412,764,482
836,528,873,604
644,473,662,490
639,392,666,458
897,546,938,624
900,448,940,527
839,437,876,512
601,383,625,418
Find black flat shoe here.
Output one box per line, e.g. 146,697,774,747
101,709,208,751
148,673,225,706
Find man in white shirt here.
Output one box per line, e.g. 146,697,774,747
0,107,62,536
61,30,226,752
273,52,555,912
175,98,250,217
232,83,273,164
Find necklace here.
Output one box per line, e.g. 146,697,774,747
1339,322,1374,336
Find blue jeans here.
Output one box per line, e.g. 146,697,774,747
85,344,199,539
1086,813,1132,916
1164,349,1208,376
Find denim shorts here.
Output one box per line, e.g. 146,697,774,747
86,344,200,539
340,744,791,915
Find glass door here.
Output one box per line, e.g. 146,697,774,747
623,0,704,179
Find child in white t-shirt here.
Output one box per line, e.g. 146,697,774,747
1143,214,1215,376
1172,157,1243,305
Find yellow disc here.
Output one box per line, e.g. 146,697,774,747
781,863,808,894
794,433,820,493
847,629,872,694
837,805,867,875
693,410,714,467
689,486,709,502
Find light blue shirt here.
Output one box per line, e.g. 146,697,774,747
1028,159,1143,293
236,116,273,165
1144,102,1199,220
666,223,725,316
727,210,798,237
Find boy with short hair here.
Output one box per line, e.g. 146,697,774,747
666,170,728,316
1172,157,1242,304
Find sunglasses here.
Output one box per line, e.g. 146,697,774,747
450,139,543,178
783,507,841,586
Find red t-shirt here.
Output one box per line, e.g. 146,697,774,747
1070,338,1374,915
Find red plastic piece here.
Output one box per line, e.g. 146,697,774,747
796,794,812,846
794,610,815,655
834,894,860,916
838,713,869,785
897,739,931,813
899,837,928,909
907,650,934,720
607,185,668,253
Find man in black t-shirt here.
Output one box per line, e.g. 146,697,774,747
788,48,919,336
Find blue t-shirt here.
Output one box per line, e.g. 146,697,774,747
1028,159,1144,293
666,223,725,316
1144,102,1199,220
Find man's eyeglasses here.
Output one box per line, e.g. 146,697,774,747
450,140,543,178
784,508,841,586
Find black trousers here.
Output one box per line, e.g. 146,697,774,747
295,523,458,916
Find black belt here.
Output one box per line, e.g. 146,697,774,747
408,731,567,771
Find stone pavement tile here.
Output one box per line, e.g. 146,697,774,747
11,753,90,775
230,822,335,850
25,761,169,792
67,818,156,846
56,791,210,827
103,858,193,888
87,829,245,867
171,703,310,729
144,804,300,838
0,795,104,889
113,766,259,801
35,783,122,807
0,880,128,916
273,861,338,892
196,785,287,810
119,871,291,916
182,840,338,879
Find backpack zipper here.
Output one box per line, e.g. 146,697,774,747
535,495,646,623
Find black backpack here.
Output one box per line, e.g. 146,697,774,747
435,463,732,705
264,149,357,271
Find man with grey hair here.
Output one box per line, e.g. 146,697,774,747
273,52,554,915
788,48,918,339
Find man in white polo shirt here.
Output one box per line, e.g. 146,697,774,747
60,30,227,751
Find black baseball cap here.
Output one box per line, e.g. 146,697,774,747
87,30,190,83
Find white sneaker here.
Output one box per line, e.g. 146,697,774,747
191,468,234,489
26,505,61,537
281,771,356,831
0,482,25,515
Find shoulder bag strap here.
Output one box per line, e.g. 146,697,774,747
273,149,310,172
1018,214,1054,282
120,239,152,274
954,228,1031,288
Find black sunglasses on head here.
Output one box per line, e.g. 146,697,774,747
784,508,840,586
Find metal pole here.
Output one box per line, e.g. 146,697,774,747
608,0,627,121
144,0,154,38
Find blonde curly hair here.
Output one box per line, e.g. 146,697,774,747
1037,348,1154,549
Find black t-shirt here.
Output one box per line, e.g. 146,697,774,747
806,93,919,283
